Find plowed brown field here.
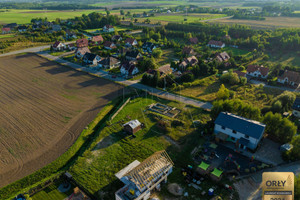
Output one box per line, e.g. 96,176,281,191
0,54,123,187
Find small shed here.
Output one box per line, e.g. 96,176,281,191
210,168,223,182
123,119,142,134
280,143,293,152
197,161,210,175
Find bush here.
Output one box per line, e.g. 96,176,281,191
245,168,250,173
220,71,240,85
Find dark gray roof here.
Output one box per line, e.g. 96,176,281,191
292,98,300,111
83,53,98,61
215,112,266,139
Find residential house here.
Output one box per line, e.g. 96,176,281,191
52,41,65,51
142,42,157,53
189,37,199,44
124,38,138,47
67,43,76,51
207,40,225,48
90,35,103,45
18,26,27,32
123,119,142,134
157,64,172,77
52,24,61,32
182,47,195,56
112,35,122,41
4,23,17,29
277,70,300,88
214,112,266,151
115,150,173,200
292,98,300,118
120,61,139,77
66,30,77,39
103,24,114,32
179,56,198,71
234,71,246,77
98,57,120,69
103,41,116,50
76,38,89,48
246,65,269,79
215,52,230,62
1,27,11,34
83,53,101,65
125,50,142,61
75,47,91,58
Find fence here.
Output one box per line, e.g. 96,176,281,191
109,98,131,121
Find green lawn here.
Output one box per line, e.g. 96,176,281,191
85,26,129,33
68,95,211,199
0,9,106,24
31,181,74,200
222,46,250,56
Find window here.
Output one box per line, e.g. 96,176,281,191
221,126,225,130
232,130,237,134
245,135,249,139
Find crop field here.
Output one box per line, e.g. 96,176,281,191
0,34,15,39
211,17,300,29
148,13,227,23
0,9,107,24
0,53,123,188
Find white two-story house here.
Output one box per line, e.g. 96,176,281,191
214,112,266,151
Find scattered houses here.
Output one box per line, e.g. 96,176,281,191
75,47,91,58
292,97,300,118
207,40,225,48
90,35,103,45
98,57,120,69
120,61,139,77
189,37,199,44
246,65,269,79
18,25,27,32
277,70,300,88
83,53,101,65
123,119,142,134
112,35,122,41
142,42,157,53
214,112,266,151
76,38,89,48
215,52,230,62
115,150,173,200
179,56,198,71
125,50,142,61
182,47,195,56
124,38,138,47
103,41,117,50
52,41,65,51
103,24,114,32
1,27,11,34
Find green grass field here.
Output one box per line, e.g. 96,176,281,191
0,34,15,39
0,9,106,24
32,181,74,200
149,13,227,23
68,95,211,199
84,25,128,33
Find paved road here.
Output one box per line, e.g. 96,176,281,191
38,52,212,109
250,79,300,92
0,41,74,58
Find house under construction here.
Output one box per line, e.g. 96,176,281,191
115,150,174,200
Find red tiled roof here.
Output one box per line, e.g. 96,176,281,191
208,40,224,47
247,65,269,76
189,37,198,44
52,41,61,48
75,47,91,55
103,41,115,48
91,35,103,42
1,27,11,32
158,64,172,75
278,70,300,84
234,70,246,77
76,38,88,48
125,38,136,45
215,52,230,62
104,24,114,29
